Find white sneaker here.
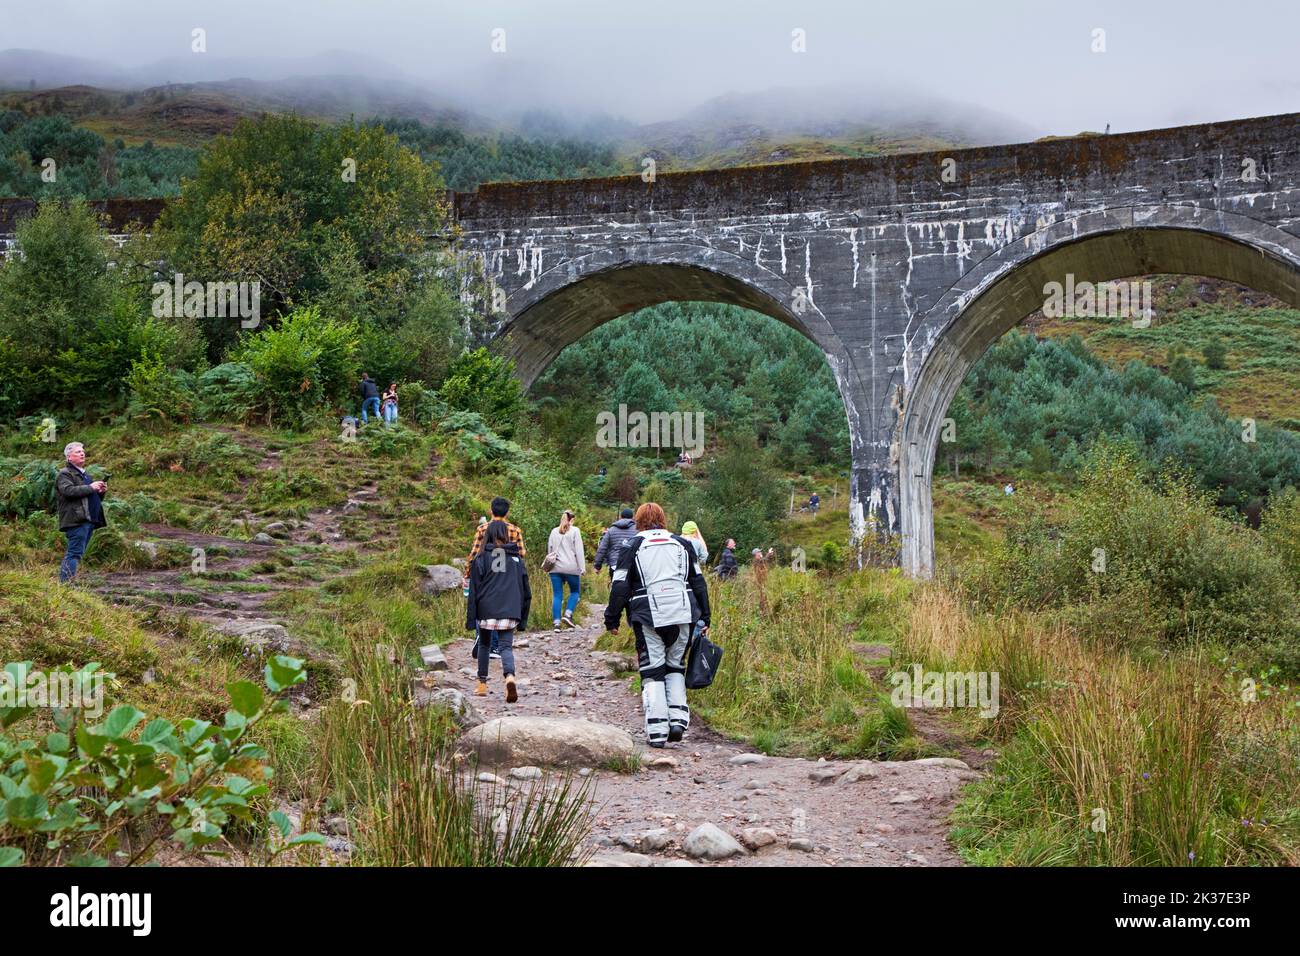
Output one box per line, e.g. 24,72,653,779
561,614,575,629
553,620,562,632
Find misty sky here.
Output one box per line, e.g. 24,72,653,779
3,0,1298,135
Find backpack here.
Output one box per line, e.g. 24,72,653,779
633,530,693,628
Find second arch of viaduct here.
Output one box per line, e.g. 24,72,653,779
453,112,1300,576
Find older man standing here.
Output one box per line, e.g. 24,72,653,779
56,442,107,583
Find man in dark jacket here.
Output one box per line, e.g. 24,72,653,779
593,508,637,576
466,520,531,702
605,503,710,748
716,539,739,580
358,373,381,425
55,442,107,583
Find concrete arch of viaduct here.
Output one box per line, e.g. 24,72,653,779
493,242,871,536
899,205,1300,578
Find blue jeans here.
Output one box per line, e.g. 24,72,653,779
550,572,580,620
382,402,397,425
361,396,381,423
60,522,94,582
477,629,515,680
474,623,500,656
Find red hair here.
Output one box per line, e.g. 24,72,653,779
634,502,666,531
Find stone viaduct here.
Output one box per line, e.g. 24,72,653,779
451,112,1300,576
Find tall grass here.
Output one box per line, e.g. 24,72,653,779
907,586,1300,866
691,567,925,757
312,586,594,866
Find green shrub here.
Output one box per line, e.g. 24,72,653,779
359,422,422,458
0,458,59,519
439,348,524,438
234,307,360,428
672,436,788,554
0,656,324,866
125,353,196,425
439,410,525,474
1262,487,1300,589
965,441,1300,657
172,429,255,478
197,362,261,422
396,381,444,426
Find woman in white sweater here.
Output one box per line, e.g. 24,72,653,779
547,509,586,630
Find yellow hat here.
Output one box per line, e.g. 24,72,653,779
681,520,699,535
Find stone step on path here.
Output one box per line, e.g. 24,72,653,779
438,603,981,867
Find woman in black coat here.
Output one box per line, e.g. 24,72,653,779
466,519,531,701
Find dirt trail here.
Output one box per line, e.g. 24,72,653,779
89,477,386,630
441,604,978,866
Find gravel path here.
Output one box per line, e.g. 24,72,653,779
441,604,980,866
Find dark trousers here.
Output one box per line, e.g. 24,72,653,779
60,522,94,582
477,629,515,681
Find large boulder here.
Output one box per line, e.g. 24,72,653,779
420,564,464,596
412,683,483,729
460,716,638,769
212,619,298,654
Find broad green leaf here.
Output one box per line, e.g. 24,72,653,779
35,800,80,833
68,852,109,867
101,705,145,740
226,681,264,718
269,810,292,838
140,718,176,748
52,708,76,733
181,719,214,747
76,726,107,758
5,794,48,828
264,655,305,692
22,756,57,795
0,846,23,867
0,706,35,729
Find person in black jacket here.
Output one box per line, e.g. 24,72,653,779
604,503,710,748
55,441,108,583
716,539,739,580
358,373,381,425
593,507,637,577
466,520,531,702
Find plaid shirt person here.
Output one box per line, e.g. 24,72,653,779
467,519,526,566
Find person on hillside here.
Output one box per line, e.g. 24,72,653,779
466,499,527,658
466,519,531,701
808,492,820,514
546,509,585,630
358,373,381,425
604,502,710,748
56,441,108,584
593,507,637,577
716,539,739,580
381,382,399,426
680,520,708,564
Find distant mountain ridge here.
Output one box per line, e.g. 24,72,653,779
0,47,1042,169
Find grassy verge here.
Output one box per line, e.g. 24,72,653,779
903,587,1300,866
681,566,939,758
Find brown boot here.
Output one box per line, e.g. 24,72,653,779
505,675,518,703
474,681,488,697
